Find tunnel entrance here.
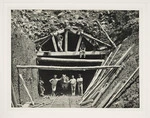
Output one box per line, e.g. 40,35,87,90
36,29,109,96
39,69,96,95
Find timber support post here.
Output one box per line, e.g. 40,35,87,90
76,35,82,52
65,30,68,52
51,35,58,52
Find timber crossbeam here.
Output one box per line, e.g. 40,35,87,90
16,65,121,70
37,51,110,57
37,57,104,63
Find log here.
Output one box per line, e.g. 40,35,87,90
80,68,116,104
91,91,100,99
11,83,17,107
79,68,116,104
34,29,65,43
17,69,21,104
52,35,58,52
34,35,50,43
19,74,34,105
93,44,121,84
107,44,122,65
11,101,14,107
37,50,109,56
116,44,135,65
104,67,139,108
95,20,117,48
17,65,121,71
84,37,99,48
80,44,133,104
92,66,123,107
40,37,50,47
82,44,120,99
81,32,111,47
80,99,93,106
37,57,104,63
97,82,121,108
83,51,113,96
76,35,82,52
65,30,68,52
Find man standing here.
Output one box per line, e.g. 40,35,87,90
77,74,83,96
61,74,70,95
69,75,77,96
80,42,86,58
39,80,45,97
49,75,61,96
57,34,63,52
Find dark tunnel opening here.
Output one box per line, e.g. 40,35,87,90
39,69,96,95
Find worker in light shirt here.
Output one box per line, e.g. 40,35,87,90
49,75,61,96
77,74,83,96
69,75,77,96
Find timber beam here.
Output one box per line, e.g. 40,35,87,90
37,51,110,57
37,57,104,63
16,65,121,71
81,32,111,47
94,20,117,48
34,29,65,43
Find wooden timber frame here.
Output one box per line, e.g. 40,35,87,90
34,22,116,57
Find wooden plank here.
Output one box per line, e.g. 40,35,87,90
76,35,82,52
37,57,104,63
81,32,111,47
17,65,120,70
19,74,34,105
65,30,68,52
95,20,117,48
104,67,139,108
52,36,58,52
37,50,109,56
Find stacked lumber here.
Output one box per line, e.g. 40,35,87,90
79,44,138,108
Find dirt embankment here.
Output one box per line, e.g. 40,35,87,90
11,26,39,104
96,31,139,108
110,32,139,108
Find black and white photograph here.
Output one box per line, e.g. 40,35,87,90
11,9,139,108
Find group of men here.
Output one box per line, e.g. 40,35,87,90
39,74,83,97
49,74,83,96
